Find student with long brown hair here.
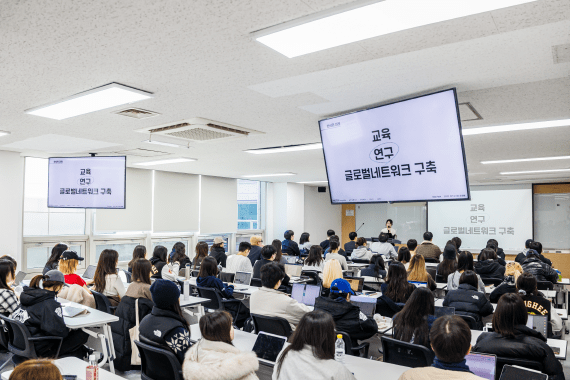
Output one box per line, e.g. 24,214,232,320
91,249,125,305
272,239,287,264
436,244,457,283
381,262,416,303
392,287,435,349
407,254,436,291
127,245,146,273
302,245,325,272
171,242,191,268
8,359,62,380
0,260,19,316
193,241,209,269
42,243,67,275
124,258,152,300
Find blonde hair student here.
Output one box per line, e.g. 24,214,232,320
322,259,343,291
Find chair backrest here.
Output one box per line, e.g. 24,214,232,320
480,277,503,286
457,314,478,329
123,270,132,283
91,290,113,314
424,257,439,263
351,258,369,264
376,296,403,318
251,313,292,338
381,336,434,368
135,338,184,380
536,281,554,290
220,272,235,283
196,287,224,310
0,314,37,358
336,330,361,356
191,270,200,277
495,356,543,377
427,267,438,282
250,278,262,288
300,270,320,286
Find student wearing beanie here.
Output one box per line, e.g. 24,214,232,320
436,244,457,283
139,279,191,363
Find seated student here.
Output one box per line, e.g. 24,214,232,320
324,236,348,258
193,241,209,269
183,311,259,380
91,249,126,306
443,270,493,329
59,250,90,291
517,272,563,336
397,247,412,270
171,242,191,269
150,245,168,279
197,257,250,328
370,233,397,259
314,278,378,345
474,248,505,279
393,287,435,350
360,254,386,279
8,359,62,380
226,242,254,273
351,237,373,261
299,232,313,253
407,239,418,255
451,236,462,254
273,310,356,380
124,258,153,300
139,280,191,363
521,250,558,284
42,243,68,275
250,262,310,329
11,271,89,358
272,239,287,265
399,315,484,380
324,240,348,270
344,232,357,256
209,237,227,267
490,262,522,303
252,245,290,287
407,254,437,291
302,245,325,272
319,229,336,251
483,242,507,266
381,262,416,304
415,232,442,262
473,293,565,380
127,245,146,273
436,244,457,283
322,259,343,298
0,255,17,271
517,241,552,266
282,230,300,257
0,260,19,316
247,235,264,265
447,251,485,292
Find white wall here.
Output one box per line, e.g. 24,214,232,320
0,151,24,264
304,186,341,244
287,183,305,240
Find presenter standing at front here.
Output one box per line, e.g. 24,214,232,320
381,219,397,239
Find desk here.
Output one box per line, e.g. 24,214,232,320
471,330,567,360
180,295,210,308
362,276,384,284
182,277,259,296
347,263,368,268
1,357,124,380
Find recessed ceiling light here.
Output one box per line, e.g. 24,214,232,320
297,181,329,184
134,158,196,166
482,155,570,164
254,0,537,58
143,140,190,149
25,83,152,120
244,143,322,154
242,173,296,178
0,131,11,137
463,119,570,136
500,168,570,175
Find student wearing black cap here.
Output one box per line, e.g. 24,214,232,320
59,250,89,291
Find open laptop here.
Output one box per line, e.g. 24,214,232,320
82,265,96,279
291,283,321,306
527,314,548,338
408,281,427,288
465,353,496,380
284,264,303,278
343,277,364,293
499,365,547,380
234,271,252,286
252,331,287,365
434,306,455,319
13,271,27,286
351,295,377,318
283,255,298,264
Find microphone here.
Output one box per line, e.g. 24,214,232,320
356,223,365,232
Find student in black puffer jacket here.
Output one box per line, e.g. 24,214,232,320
443,270,493,330
474,249,505,279
473,293,565,380
522,252,558,284
209,237,227,267
515,241,552,266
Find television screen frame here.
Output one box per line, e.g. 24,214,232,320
47,155,127,209
318,88,470,205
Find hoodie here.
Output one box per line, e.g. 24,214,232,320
150,256,167,279
351,246,373,261
474,260,505,279
197,276,234,299
209,246,227,267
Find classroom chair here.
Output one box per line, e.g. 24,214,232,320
196,287,243,326
250,314,292,338
122,270,132,283
424,257,439,264
220,272,235,283
495,356,543,377
351,258,369,264
250,278,262,287
135,338,184,380
91,290,117,314
380,336,434,368
0,314,63,371
376,296,404,318
337,330,369,357
300,270,320,286
457,314,479,330
537,280,554,290
426,267,438,282
191,270,200,277
479,277,503,286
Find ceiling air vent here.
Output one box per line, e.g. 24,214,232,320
458,102,483,122
114,108,161,119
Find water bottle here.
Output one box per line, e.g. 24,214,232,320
86,354,99,380
185,263,190,280
335,334,345,363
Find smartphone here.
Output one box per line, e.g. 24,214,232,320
62,376,77,380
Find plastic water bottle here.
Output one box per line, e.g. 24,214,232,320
185,263,190,280
86,354,98,380
335,334,345,363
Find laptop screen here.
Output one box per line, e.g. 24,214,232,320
82,265,96,279
234,271,252,285
434,306,455,319
527,314,548,338
408,281,427,288
499,365,547,380
284,264,303,277
343,277,364,292
283,256,298,264
351,295,376,318
252,332,287,363
291,283,321,306
465,353,496,380
14,271,27,286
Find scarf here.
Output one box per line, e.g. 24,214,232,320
432,358,473,373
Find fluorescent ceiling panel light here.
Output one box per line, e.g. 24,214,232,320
134,158,196,166
242,173,296,178
482,155,570,164
255,0,537,58
25,83,152,120
463,119,570,136
143,140,189,148
0,131,11,137
500,168,570,175
244,143,322,154
297,180,329,184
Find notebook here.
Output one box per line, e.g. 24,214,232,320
14,271,27,286
351,295,377,318
252,332,287,364
284,264,303,277
82,265,96,279
62,306,89,318
343,277,364,293
465,353,496,380
434,306,455,318
408,281,427,288
234,271,252,286
499,365,547,380
291,283,321,306
527,314,548,338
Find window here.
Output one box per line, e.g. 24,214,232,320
198,235,230,253
24,157,86,236
24,242,85,271
94,240,145,262
152,239,191,257
237,180,261,230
